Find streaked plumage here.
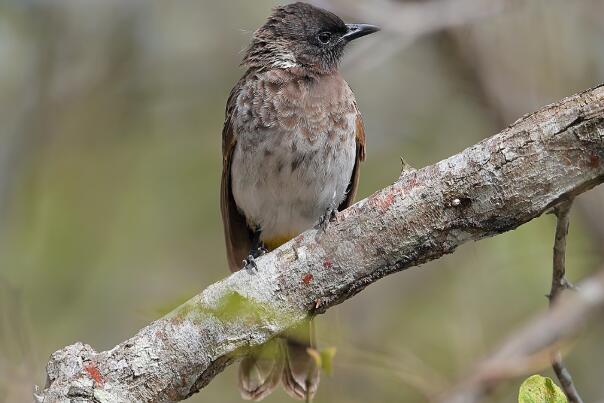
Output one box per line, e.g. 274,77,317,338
220,2,376,400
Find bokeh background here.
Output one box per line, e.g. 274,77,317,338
1,0,603,402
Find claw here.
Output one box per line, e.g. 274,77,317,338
242,228,265,272
242,256,259,272
329,208,337,222
316,206,337,233
316,191,339,233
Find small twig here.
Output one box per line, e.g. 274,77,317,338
305,382,311,403
400,156,416,175
550,201,574,301
549,200,584,403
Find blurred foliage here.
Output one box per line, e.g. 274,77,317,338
0,0,603,402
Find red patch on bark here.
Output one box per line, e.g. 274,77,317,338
84,363,104,386
302,274,314,285
323,260,333,269
401,175,418,192
589,153,600,168
375,193,395,210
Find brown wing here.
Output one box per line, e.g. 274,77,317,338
221,78,255,272
338,110,366,211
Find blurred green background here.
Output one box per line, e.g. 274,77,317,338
1,0,603,402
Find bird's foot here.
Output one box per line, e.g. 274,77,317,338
242,255,258,272
242,244,268,272
316,205,337,233
257,245,268,256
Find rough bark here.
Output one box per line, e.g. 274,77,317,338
37,85,604,402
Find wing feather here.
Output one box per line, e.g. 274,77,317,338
338,110,366,210
221,78,254,272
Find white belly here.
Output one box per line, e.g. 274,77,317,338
231,124,357,243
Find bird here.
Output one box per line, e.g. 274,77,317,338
220,2,378,400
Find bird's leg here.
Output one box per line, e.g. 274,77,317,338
251,228,268,256
242,228,266,271
316,191,338,233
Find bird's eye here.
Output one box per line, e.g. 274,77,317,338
317,32,332,44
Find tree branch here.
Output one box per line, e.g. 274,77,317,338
37,85,604,402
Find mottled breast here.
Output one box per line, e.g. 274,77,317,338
230,69,358,245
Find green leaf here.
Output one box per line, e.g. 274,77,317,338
319,347,337,376
518,375,568,403
306,346,337,376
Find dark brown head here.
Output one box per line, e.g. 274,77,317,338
242,2,379,73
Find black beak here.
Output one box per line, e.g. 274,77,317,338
343,24,380,42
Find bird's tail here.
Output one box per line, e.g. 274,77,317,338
239,321,320,401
